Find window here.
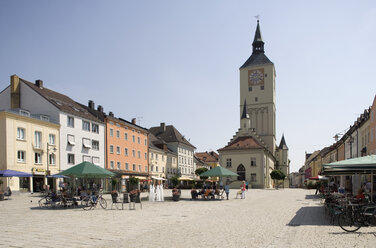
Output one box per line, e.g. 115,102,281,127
117,146,120,154
151,153,154,159
226,158,232,167
82,138,91,149
151,165,154,172
132,129,135,132
125,163,129,170
251,173,257,182
145,153,147,160
255,97,258,102
132,135,135,142
68,154,75,164
144,139,147,146
162,167,165,173
124,133,128,140
156,166,159,172
67,116,74,127
92,123,99,133
132,150,135,157
124,148,128,156
133,164,136,171
138,151,141,158
110,161,114,169
82,121,90,131
83,155,91,162
19,109,30,117
260,85,264,90
92,157,100,165
49,134,55,145
110,145,114,154
117,162,121,170
110,128,114,137
17,151,25,162
116,130,120,138
138,165,141,172
17,128,25,140
124,126,128,130
116,123,120,127
92,140,99,150
34,152,41,164
137,137,140,144
249,87,252,92
49,153,56,165
156,154,159,160
34,131,42,148
145,166,148,172
67,134,75,146
251,157,256,166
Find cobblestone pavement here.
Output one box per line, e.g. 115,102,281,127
1,189,375,248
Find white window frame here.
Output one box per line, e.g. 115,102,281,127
67,116,74,128
17,150,25,162
116,130,120,138
67,134,76,146
68,154,75,164
49,134,55,145
82,120,90,131
82,138,92,149
124,148,128,156
116,146,121,155
17,127,25,140
110,145,114,154
83,155,91,162
34,131,42,148
92,140,99,150
34,152,42,164
92,156,100,165
49,153,56,165
92,123,99,134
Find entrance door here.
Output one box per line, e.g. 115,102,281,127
33,176,44,192
237,164,246,181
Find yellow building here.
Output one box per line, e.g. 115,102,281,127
0,109,60,192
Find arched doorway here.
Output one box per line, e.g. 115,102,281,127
237,164,246,181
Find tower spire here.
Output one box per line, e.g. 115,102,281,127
241,99,249,119
252,20,264,54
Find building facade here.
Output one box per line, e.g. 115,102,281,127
0,109,60,192
149,123,196,179
0,75,105,172
218,21,289,189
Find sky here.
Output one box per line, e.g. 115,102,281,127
1,1,376,173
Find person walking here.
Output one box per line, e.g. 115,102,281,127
224,182,230,200
245,181,249,191
241,181,246,199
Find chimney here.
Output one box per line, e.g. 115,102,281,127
160,122,166,132
131,118,136,124
88,100,95,109
109,111,114,117
163,144,167,152
10,75,20,109
35,80,43,88
97,105,103,112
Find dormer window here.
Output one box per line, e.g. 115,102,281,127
19,109,30,117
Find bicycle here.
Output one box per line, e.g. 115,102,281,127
38,192,62,208
338,199,376,232
83,190,107,210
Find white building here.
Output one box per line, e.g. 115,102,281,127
0,75,105,171
149,123,196,179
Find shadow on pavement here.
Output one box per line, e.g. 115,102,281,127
287,206,331,226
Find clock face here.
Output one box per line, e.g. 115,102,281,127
248,69,264,85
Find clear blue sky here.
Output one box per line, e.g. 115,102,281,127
1,1,375,173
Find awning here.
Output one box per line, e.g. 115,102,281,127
151,176,167,181
178,176,193,181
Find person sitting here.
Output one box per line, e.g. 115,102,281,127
4,187,12,198
355,188,365,199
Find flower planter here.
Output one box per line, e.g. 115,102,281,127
0,193,4,201
172,194,180,201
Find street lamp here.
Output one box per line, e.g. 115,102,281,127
46,143,57,176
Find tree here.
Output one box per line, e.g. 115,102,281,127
195,167,208,180
128,177,139,191
170,176,179,187
270,170,286,189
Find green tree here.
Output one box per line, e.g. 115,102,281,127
128,177,139,191
270,170,286,189
170,176,179,187
195,167,208,180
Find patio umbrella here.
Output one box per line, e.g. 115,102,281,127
58,162,115,178
0,169,32,177
199,166,239,177
47,174,69,178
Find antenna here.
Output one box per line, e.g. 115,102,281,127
136,116,143,126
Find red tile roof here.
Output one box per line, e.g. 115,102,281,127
218,136,264,151
195,151,219,163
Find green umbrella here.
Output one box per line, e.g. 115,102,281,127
58,161,115,178
200,166,239,177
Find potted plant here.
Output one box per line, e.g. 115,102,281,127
128,177,139,191
172,187,181,201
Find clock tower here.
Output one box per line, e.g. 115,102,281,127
239,20,276,154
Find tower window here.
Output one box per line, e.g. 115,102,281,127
248,87,252,92
265,74,267,77
260,85,264,90
255,97,258,102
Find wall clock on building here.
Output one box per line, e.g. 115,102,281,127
248,69,264,85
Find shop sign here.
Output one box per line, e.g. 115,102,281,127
32,168,46,175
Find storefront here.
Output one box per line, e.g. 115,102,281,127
32,168,46,192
